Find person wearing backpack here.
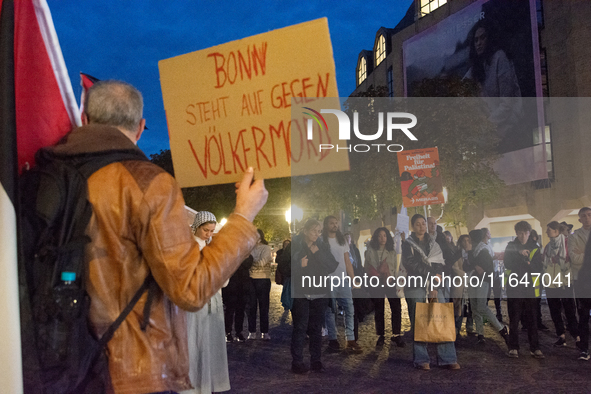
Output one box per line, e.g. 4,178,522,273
23,80,267,394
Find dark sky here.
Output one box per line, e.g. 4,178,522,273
49,0,410,156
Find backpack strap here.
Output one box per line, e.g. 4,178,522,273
140,276,158,331
98,273,153,347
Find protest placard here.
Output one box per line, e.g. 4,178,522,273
159,18,347,187
397,147,444,207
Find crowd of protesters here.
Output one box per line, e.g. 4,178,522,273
36,79,591,393
253,208,591,376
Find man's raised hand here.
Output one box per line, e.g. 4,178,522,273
234,167,268,222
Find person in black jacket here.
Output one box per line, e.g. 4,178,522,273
276,242,293,311
402,214,459,370
222,255,254,342
504,221,544,359
466,230,508,345
275,239,291,280
290,219,338,374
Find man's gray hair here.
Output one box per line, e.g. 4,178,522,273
84,80,143,131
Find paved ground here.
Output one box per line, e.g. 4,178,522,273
225,284,591,393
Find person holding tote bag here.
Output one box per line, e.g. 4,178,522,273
402,214,460,371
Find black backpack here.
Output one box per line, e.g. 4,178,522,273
19,147,153,394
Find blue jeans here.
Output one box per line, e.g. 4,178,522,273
437,284,450,303
406,296,457,366
325,286,355,341
468,281,503,335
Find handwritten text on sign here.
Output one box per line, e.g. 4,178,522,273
159,18,348,187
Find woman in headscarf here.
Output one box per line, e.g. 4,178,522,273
182,211,230,394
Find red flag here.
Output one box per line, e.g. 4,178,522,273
0,0,78,391
13,0,79,170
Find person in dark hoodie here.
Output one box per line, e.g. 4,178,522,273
290,219,338,374
503,221,544,359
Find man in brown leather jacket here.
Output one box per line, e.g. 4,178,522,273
57,80,267,393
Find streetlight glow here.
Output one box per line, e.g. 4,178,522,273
292,205,303,222
286,205,303,234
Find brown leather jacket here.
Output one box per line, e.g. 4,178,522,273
52,125,258,393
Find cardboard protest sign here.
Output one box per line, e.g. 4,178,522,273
159,18,347,187
397,147,444,207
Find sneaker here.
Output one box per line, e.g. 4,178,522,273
376,335,385,347
507,349,519,358
247,332,257,340
466,330,477,336
531,349,545,359
261,333,271,340
291,363,309,375
235,333,246,342
444,363,461,370
579,351,590,361
225,333,233,343
477,335,486,345
327,339,340,353
554,337,566,347
310,361,326,373
346,340,363,354
538,323,550,331
391,335,406,348
415,363,430,370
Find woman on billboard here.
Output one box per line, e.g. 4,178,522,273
464,19,525,153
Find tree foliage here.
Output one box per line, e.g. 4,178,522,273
292,77,504,231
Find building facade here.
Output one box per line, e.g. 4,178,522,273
351,0,591,244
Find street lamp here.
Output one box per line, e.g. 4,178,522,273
285,205,303,234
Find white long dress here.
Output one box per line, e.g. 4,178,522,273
181,237,230,394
